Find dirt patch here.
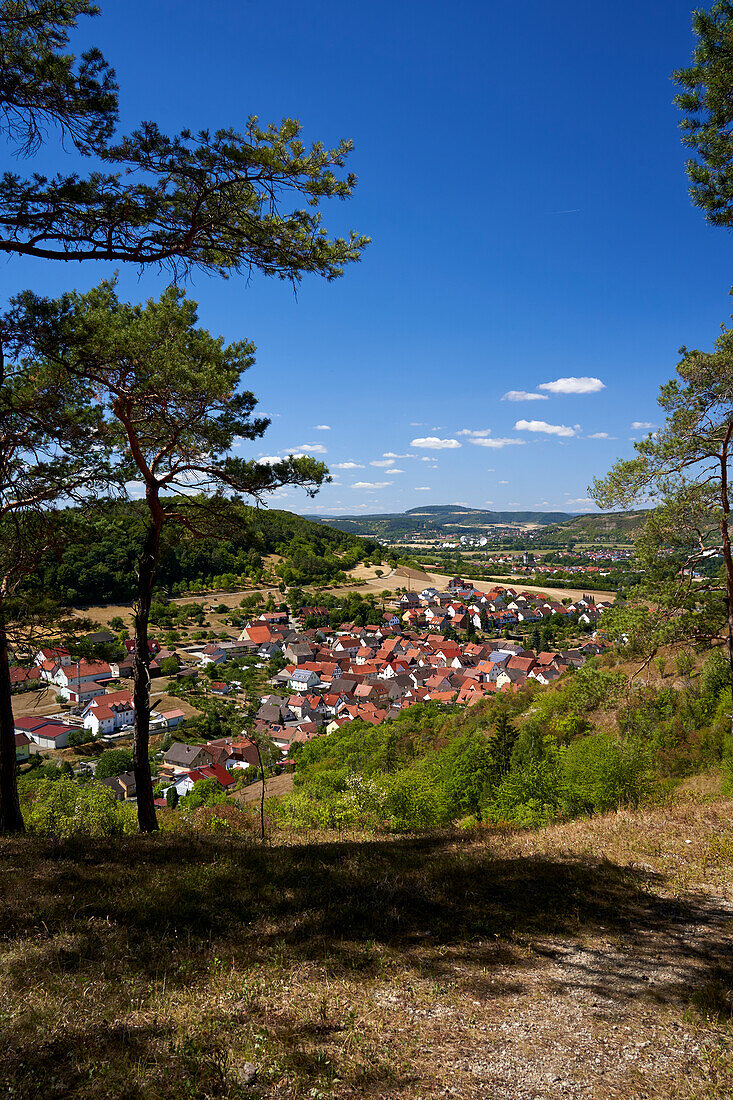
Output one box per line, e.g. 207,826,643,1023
233,772,294,803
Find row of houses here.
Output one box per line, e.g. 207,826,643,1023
393,581,610,632
225,586,612,756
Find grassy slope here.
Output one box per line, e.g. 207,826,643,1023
2,795,733,1099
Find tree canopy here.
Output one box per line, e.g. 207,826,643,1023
0,1,368,277
674,0,733,228
592,327,733,721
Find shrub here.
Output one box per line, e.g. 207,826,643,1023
560,734,651,816
486,756,562,828
379,770,448,831
26,778,135,837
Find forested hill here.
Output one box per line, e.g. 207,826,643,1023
306,504,645,540
31,502,379,606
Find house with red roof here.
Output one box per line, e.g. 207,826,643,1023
14,731,31,762
9,666,41,692
82,691,134,736
15,715,76,750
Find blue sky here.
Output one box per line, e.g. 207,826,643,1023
3,0,731,516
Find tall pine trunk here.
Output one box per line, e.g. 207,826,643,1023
0,595,23,834
132,515,161,833
719,429,733,756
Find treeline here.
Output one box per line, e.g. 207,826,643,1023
28,501,379,605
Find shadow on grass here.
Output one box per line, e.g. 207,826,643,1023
2,830,733,1098
1,830,731,993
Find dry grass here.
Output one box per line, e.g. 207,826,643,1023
2,797,732,1099
335,563,617,604
232,773,295,804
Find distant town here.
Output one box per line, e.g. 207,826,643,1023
12,578,611,805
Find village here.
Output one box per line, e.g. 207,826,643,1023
11,579,612,807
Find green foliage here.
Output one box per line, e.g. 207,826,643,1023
379,770,448,831
180,778,226,811
487,755,562,828
701,647,731,701
25,777,135,837
674,0,733,228
0,4,367,277
560,734,651,816
492,713,518,779
28,499,375,604
427,731,497,819
95,748,133,780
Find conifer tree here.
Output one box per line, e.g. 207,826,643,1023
16,281,327,832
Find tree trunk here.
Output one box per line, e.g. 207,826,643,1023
0,597,23,833
252,738,265,841
132,518,160,833
719,427,733,754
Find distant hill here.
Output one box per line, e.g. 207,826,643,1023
305,505,646,542
305,504,575,537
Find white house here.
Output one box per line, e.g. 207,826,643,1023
43,660,113,702
82,691,135,736
15,716,75,750
288,668,319,691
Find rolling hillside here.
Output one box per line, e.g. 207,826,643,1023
306,504,646,542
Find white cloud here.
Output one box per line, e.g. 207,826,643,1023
332,461,364,469
383,452,416,459
409,422,425,427
410,436,461,449
456,428,492,437
499,480,509,484
508,501,521,506
126,481,146,500
282,442,327,454
414,486,431,491
257,455,281,465
566,497,597,508
314,424,331,430
453,501,470,507
502,390,548,402
484,499,494,504
538,376,605,395
587,432,614,439
471,437,526,449
352,481,392,489
631,421,655,431
390,468,405,474
370,459,395,467
515,419,576,437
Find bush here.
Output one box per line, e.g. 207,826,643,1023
560,734,651,816
276,789,359,831
26,777,135,837
179,777,225,811
486,756,562,828
379,770,448,831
